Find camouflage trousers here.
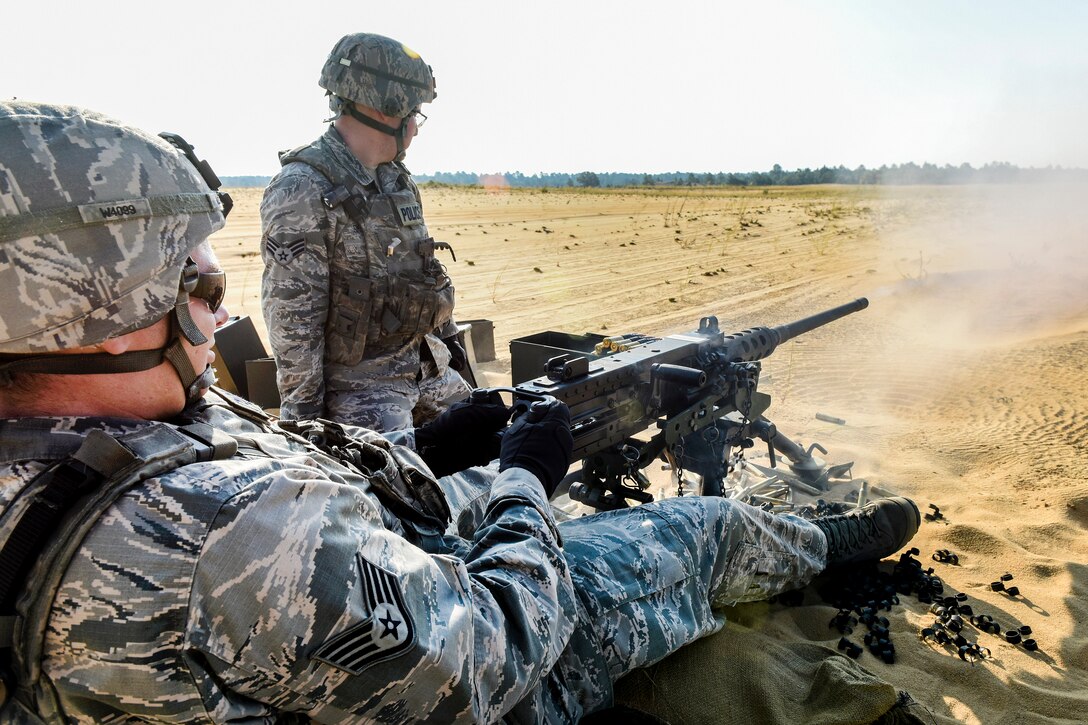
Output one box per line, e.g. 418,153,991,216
325,359,470,431
555,498,827,713
437,470,828,721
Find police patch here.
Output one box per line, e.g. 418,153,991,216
395,201,424,227
310,553,415,674
265,236,307,267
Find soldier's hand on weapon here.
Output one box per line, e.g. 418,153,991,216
414,391,511,477
442,334,468,372
500,398,573,497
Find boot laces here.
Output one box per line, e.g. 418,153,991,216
824,510,880,557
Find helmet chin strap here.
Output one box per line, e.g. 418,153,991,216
0,263,215,407
161,274,217,406
342,101,412,162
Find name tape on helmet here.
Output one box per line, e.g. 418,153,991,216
77,198,153,224
0,192,222,244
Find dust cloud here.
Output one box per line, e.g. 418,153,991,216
869,182,1088,349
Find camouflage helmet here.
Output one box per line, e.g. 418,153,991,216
319,33,436,118
0,101,227,354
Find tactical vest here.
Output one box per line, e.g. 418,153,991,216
279,144,456,366
0,391,450,722
0,420,239,722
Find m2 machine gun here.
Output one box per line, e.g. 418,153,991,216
491,298,869,511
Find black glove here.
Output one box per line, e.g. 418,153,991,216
442,335,468,372
499,398,573,497
415,391,510,477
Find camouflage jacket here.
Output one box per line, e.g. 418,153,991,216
260,126,459,421
0,391,583,723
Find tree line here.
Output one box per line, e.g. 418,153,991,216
420,163,1087,188
221,162,1086,189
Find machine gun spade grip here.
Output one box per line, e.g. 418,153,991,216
526,399,555,422
471,387,558,424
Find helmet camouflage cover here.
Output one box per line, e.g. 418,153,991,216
0,101,226,354
319,33,436,118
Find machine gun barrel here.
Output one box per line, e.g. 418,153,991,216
717,296,869,364
771,297,869,345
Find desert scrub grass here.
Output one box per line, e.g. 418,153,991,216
897,251,930,281
489,263,511,303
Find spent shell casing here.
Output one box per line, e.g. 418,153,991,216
815,412,847,425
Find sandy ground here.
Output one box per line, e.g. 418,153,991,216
211,182,1088,724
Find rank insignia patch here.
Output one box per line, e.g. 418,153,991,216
310,554,416,674
265,236,307,267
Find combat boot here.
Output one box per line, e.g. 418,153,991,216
814,497,920,567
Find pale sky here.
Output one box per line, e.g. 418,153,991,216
4,0,1086,177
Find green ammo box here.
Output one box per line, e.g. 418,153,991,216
211,316,267,397
459,318,496,362
245,358,281,411
509,331,606,385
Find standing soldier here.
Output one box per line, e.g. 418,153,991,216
261,32,469,429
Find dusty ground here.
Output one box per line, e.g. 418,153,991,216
212,182,1088,724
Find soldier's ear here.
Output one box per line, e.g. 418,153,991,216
99,317,169,356
99,335,136,355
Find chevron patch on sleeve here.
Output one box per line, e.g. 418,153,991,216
265,236,307,267
310,553,416,674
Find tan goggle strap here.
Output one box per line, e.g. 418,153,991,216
165,267,216,404
174,264,209,347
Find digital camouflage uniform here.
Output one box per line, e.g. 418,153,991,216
261,127,468,430
0,389,827,723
